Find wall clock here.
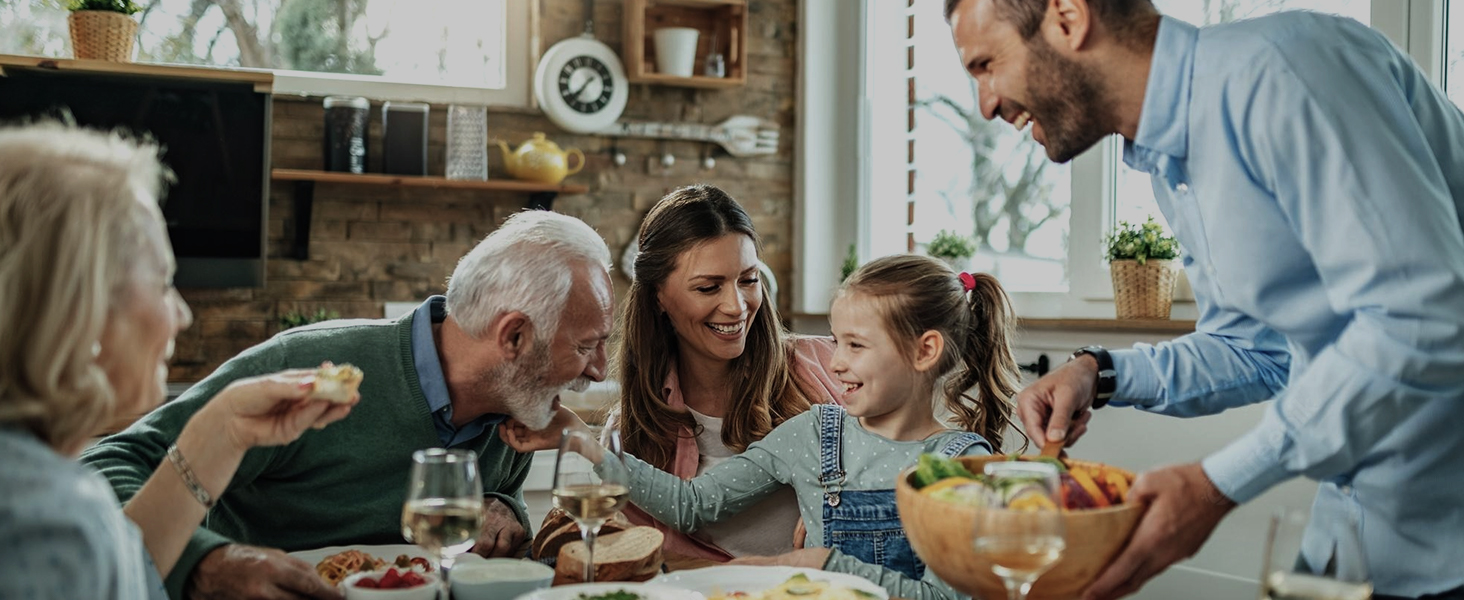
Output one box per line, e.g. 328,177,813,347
533,2,628,134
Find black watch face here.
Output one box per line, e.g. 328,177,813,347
558,55,615,114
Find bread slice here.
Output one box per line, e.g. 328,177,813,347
310,363,363,403
553,527,664,584
532,508,631,561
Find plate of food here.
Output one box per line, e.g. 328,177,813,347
652,566,886,600
517,582,705,600
289,544,481,587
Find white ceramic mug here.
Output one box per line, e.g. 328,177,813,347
653,27,700,77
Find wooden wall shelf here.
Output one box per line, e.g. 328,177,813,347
625,0,748,88
270,169,590,260
0,54,273,92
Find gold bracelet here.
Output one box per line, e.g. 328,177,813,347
166,444,216,510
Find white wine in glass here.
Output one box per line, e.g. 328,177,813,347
1259,508,1372,600
552,429,630,583
973,461,1066,600
402,448,483,586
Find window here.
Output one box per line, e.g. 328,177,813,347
0,0,531,105
867,0,1071,293
1450,0,1463,105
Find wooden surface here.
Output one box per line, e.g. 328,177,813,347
0,54,273,92
1017,318,1196,334
271,169,590,194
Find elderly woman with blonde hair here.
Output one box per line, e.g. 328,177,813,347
0,123,357,599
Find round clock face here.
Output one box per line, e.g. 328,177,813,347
534,36,629,134
559,56,614,114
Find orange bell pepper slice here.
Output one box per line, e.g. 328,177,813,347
1068,467,1111,508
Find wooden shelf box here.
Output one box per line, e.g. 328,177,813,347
624,0,748,88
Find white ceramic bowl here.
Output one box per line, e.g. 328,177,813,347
518,583,704,600
341,571,440,600
451,559,555,600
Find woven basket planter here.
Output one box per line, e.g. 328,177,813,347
1110,259,1178,319
69,11,138,62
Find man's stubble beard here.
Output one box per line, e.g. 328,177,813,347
1024,37,1113,164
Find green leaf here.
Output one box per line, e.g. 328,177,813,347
1105,216,1179,262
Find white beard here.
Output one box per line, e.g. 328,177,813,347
490,345,591,431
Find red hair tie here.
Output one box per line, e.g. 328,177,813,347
959,272,977,292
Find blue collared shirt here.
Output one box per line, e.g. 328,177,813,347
1111,13,1464,596
411,296,505,446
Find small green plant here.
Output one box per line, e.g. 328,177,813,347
67,0,142,14
279,308,340,331
927,229,978,262
1105,217,1179,265
840,243,859,283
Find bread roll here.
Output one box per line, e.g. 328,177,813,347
310,363,363,403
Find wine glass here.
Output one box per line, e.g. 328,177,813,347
552,429,630,583
402,448,483,587
971,461,1067,600
1259,507,1372,600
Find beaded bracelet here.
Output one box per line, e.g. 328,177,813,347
166,444,216,510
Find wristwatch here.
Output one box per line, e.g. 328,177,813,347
1071,346,1116,409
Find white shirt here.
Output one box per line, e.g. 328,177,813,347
686,407,801,558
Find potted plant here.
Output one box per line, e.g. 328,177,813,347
927,229,977,270
1105,217,1180,319
68,0,142,62
279,308,340,332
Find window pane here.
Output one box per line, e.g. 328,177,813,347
0,0,507,88
910,0,1071,292
1115,0,1373,234
1450,0,1463,106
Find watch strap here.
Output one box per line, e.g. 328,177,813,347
1072,346,1117,409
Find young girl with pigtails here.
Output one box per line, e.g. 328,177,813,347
503,254,1025,600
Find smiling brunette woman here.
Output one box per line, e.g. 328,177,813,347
607,184,842,561
0,123,356,599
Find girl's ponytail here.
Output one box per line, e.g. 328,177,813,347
943,272,1023,451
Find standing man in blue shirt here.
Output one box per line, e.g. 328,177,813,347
943,0,1464,598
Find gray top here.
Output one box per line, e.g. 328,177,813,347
0,427,167,600
625,410,989,600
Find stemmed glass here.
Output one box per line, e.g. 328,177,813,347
972,461,1067,600
552,429,630,583
1259,508,1372,600
401,448,483,587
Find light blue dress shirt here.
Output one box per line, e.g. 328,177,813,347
411,295,505,446
1111,13,1464,596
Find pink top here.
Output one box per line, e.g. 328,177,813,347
604,336,842,561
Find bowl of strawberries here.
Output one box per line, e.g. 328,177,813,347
343,568,439,600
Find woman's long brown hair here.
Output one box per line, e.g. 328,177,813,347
839,255,1024,450
616,185,815,470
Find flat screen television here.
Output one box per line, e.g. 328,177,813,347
0,65,270,288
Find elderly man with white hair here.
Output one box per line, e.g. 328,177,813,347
83,209,615,600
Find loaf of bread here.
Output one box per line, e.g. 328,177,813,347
532,508,633,562
553,527,665,585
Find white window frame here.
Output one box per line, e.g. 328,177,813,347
245,0,534,107
803,0,1453,319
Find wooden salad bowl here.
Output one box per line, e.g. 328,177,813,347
895,456,1146,600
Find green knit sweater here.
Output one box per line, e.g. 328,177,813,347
80,314,534,599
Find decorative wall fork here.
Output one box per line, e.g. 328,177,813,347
601,115,779,158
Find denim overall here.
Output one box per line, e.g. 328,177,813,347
816,404,988,580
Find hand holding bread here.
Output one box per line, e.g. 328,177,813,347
202,363,361,452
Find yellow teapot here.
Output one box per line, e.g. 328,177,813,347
495,132,584,185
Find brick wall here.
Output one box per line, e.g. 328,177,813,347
171,0,798,382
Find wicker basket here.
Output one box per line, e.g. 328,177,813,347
69,10,138,62
1110,258,1178,319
